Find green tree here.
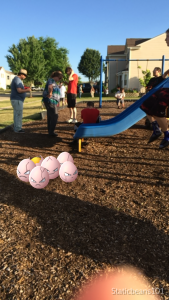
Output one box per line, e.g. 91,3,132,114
138,66,152,87
6,36,46,97
38,37,69,80
78,49,101,82
78,76,83,84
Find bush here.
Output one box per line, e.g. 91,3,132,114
0,88,5,91
125,89,138,93
7,85,11,89
111,88,118,93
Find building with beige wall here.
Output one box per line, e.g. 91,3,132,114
0,67,15,90
0,67,6,90
106,33,169,93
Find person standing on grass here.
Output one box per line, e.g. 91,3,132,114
105,87,109,96
59,82,66,107
90,86,95,98
10,69,30,133
42,71,63,137
120,88,125,108
79,85,83,98
115,87,122,108
63,67,78,124
140,28,169,149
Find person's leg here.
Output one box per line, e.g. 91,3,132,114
147,115,162,143
155,117,169,148
74,122,82,131
73,107,77,120
44,101,50,133
121,99,125,108
67,94,74,123
155,117,168,131
146,115,155,123
11,100,23,132
96,116,101,123
69,108,73,119
71,96,77,122
60,98,63,107
48,103,58,135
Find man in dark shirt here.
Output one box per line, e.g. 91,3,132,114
144,67,163,131
146,67,163,91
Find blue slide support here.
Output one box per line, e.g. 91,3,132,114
73,78,169,140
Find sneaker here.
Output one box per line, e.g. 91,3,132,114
72,119,78,123
159,139,169,149
67,118,73,123
49,133,58,137
15,129,25,133
148,131,162,143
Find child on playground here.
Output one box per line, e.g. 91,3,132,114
140,28,169,149
74,101,101,131
115,88,125,108
144,67,163,128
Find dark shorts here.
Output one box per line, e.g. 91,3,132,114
140,88,169,117
67,93,76,108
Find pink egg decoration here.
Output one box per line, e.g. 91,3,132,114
17,158,36,182
41,156,60,179
29,166,49,189
59,161,78,183
57,152,74,167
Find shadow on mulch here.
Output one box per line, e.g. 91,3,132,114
0,168,169,284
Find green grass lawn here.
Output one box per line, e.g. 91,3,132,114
0,97,43,130
0,95,140,130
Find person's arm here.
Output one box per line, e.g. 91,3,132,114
162,69,169,78
17,87,30,93
63,81,69,85
47,84,53,98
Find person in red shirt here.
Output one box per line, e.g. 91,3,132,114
74,101,101,131
63,67,78,123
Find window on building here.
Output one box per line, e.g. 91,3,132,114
124,74,127,86
7,76,9,80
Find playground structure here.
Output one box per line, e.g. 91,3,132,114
74,56,169,152
99,55,169,108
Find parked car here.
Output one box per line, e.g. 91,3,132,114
31,87,44,91
24,86,30,89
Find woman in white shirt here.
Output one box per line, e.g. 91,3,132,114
115,88,125,109
59,83,66,106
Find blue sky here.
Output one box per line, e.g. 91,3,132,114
1,0,169,82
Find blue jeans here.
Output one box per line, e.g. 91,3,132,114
79,92,82,98
11,100,23,132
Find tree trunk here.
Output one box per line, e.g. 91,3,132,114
29,81,33,98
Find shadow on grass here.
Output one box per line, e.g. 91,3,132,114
23,113,42,121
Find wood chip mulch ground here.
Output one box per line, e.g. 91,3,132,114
0,102,169,300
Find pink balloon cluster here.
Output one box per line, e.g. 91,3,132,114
17,152,78,189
